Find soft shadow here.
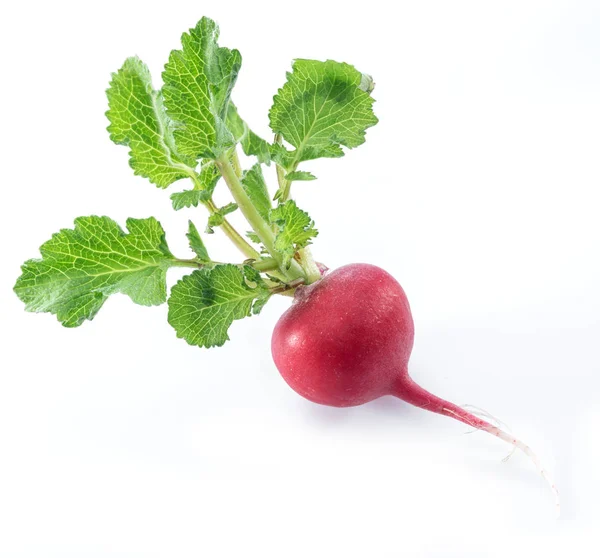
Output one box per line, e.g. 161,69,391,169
300,401,354,426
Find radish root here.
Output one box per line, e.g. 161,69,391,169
461,404,517,462
443,406,560,514
392,375,559,513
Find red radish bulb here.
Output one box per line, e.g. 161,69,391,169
272,263,558,508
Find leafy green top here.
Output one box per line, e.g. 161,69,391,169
16,16,378,349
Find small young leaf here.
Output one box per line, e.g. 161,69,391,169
187,221,210,262
269,59,378,165
242,265,264,286
205,203,238,234
220,202,238,216
241,164,271,221
14,217,175,327
206,213,223,234
170,162,220,210
270,201,318,268
106,57,195,188
162,17,241,160
171,189,210,210
250,294,271,315
246,231,262,245
168,264,270,348
285,171,317,181
227,104,272,164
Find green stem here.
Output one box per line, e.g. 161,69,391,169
216,155,305,281
273,140,321,284
248,257,279,272
172,257,289,277
274,134,293,202
262,277,296,297
278,171,293,202
204,199,260,260
187,171,259,260
297,247,321,284
231,149,243,178
170,258,206,268
268,277,305,295
275,164,290,201
170,257,298,297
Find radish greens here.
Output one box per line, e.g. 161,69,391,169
14,16,378,347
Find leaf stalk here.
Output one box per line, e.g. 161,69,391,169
216,155,305,281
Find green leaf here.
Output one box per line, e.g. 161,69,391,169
271,143,343,168
246,231,263,245
250,294,271,315
285,171,316,181
243,130,272,165
270,201,318,268
269,143,295,168
205,203,238,234
219,202,238,216
170,189,210,211
241,265,264,286
162,17,241,160
226,104,272,164
241,164,271,221
170,161,220,210
168,264,270,348
245,232,269,255
269,59,378,165
187,221,210,261
196,160,222,193
206,213,223,234
106,57,195,188
14,217,175,327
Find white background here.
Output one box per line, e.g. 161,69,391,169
0,1,598,556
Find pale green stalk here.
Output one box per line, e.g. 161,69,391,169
231,150,243,178
185,171,260,260
273,148,321,284
216,155,306,281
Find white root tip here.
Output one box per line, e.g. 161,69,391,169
441,405,559,514
485,425,560,516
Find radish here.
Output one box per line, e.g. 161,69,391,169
272,264,559,509
14,16,559,512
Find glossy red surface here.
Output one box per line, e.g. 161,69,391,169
272,263,415,407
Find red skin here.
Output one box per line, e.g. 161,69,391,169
272,263,486,427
